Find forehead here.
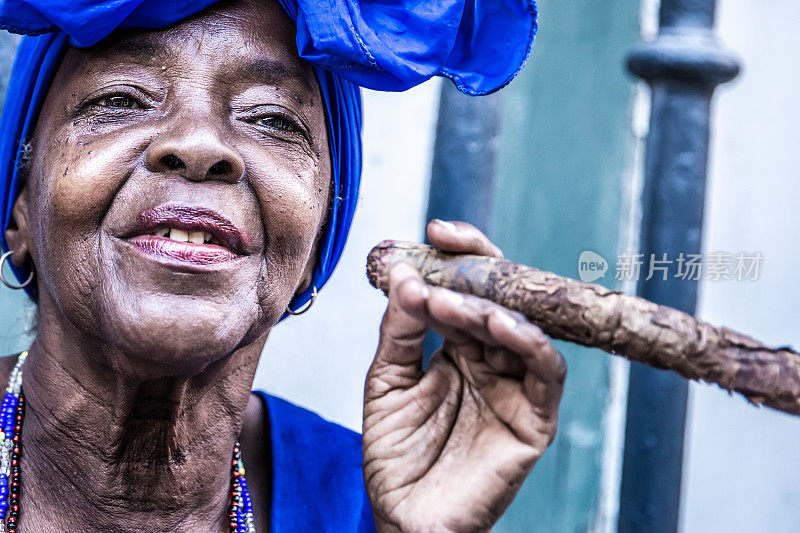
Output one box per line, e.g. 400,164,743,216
75,0,316,94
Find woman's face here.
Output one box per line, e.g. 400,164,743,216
9,0,331,372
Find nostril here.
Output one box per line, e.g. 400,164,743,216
208,160,232,176
161,154,185,171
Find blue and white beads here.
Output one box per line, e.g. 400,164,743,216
0,351,26,533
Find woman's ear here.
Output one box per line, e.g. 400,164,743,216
295,262,314,296
4,185,32,268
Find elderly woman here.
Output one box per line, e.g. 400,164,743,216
0,0,564,531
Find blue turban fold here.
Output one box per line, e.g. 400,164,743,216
0,0,537,313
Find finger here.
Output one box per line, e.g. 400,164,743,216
473,310,566,427
484,345,526,377
467,319,566,447
486,311,567,385
426,219,504,258
413,287,564,389
443,340,527,383
373,262,429,371
480,373,563,449
418,297,565,448
420,287,528,348
421,300,566,449
399,286,495,346
524,373,565,421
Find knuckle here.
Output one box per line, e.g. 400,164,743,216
547,420,559,446
379,314,425,346
461,293,490,313
552,352,567,383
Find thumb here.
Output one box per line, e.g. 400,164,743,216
367,262,430,393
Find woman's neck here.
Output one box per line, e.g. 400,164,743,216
12,317,268,533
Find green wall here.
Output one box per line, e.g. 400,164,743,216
490,0,640,530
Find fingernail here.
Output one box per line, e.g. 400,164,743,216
440,290,464,306
494,310,518,329
435,220,457,233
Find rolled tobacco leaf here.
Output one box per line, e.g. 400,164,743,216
366,240,800,416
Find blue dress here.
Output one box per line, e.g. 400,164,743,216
254,392,377,532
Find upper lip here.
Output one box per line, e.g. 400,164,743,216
130,204,252,254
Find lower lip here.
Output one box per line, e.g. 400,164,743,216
128,235,238,266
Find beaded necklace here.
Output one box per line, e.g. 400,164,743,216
0,351,256,533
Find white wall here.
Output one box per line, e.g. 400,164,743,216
680,1,800,531
252,80,441,431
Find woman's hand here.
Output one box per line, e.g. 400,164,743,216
362,220,566,533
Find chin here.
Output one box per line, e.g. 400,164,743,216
98,288,263,377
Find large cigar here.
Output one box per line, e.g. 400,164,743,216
366,240,800,417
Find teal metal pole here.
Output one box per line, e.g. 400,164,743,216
618,1,739,531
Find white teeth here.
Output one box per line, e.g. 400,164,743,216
169,228,189,242
153,227,215,245
188,230,205,244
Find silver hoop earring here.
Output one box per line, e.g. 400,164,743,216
0,251,34,290
285,286,317,316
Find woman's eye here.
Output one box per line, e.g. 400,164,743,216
256,116,298,133
97,95,139,109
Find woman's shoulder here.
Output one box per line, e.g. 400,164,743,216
255,391,376,533
257,391,363,462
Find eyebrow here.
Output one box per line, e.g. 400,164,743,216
88,34,165,60
234,58,315,94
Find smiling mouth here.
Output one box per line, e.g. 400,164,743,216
125,205,251,267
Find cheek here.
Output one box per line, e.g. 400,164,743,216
48,133,146,227
245,148,329,301
30,126,149,309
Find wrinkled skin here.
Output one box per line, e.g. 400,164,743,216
2,0,564,531
4,1,328,531
364,220,565,532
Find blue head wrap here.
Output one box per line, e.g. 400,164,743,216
0,0,537,314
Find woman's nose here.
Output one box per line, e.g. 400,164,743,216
145,126,245,183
